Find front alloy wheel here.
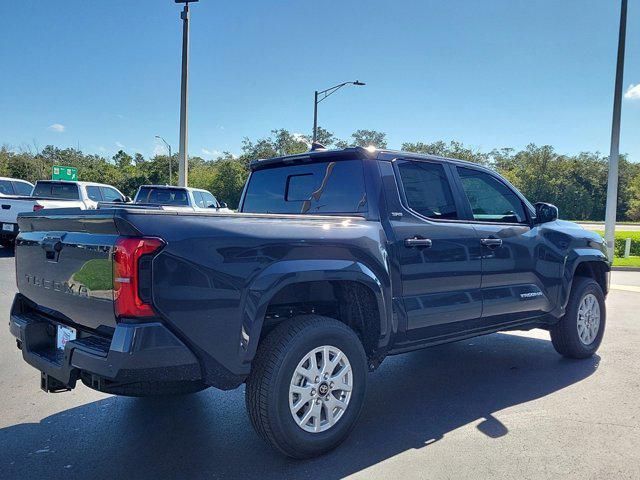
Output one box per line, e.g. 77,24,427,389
551,276,606,359
576,293,601,346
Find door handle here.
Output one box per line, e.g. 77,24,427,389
404,237,432,248
480,238,503,248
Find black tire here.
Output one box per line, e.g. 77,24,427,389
245,315,367,458
550,276,606,359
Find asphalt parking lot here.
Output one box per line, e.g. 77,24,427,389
0,246,638,480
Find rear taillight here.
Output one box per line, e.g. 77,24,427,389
113,236,165,318
33,204,44,212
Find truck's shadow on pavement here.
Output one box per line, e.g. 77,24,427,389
0,333,599,480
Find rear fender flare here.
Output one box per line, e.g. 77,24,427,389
239,259,391,364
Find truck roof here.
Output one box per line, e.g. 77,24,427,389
249,146,485,171
0,177,33,184
34,180,116,188
136,185,211,193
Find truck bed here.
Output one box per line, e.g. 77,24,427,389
15,206,385,386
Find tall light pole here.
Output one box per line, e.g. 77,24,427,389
313,80,365,143
175,0,198,187
604,0,627,261
155,135,172,185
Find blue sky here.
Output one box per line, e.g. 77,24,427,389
1,0,638,161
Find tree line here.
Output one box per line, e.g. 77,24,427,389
1,128,639,221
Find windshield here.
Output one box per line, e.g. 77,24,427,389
135,187,189,206
32,182,80,199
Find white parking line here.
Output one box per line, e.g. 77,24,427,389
610,284,640,293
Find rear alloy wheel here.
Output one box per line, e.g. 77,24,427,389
550,276,606,359
245,315,367,458
289,345,353,433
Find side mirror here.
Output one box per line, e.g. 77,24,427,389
124,196,132,203
220,201,228,209
534,202,558,224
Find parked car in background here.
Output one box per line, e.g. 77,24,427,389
0,180,127,247
0,177,34,196
8,147,609,457
133,185,231,212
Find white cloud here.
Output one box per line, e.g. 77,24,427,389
624,84,640,100
115,141,126,149
48,123,65,133
153,144,167,156
202,148,221,157
293,132,311,147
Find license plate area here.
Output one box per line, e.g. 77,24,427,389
56,324,76,350
2,223,14,232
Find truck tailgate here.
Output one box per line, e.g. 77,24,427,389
15,212,135,333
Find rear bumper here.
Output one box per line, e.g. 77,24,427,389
9,295,202,391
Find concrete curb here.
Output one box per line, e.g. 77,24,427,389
612,266,640,272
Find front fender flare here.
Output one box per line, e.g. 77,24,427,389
558,249,610,314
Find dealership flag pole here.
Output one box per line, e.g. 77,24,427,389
604,0,627,261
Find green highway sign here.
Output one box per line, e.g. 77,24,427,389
52,166,78,181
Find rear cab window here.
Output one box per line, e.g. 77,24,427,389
135,187,189,206
32,182,80,199
241,160,367,215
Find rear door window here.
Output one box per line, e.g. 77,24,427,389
242,160,367,214
13,181,33,195
397,160,458,220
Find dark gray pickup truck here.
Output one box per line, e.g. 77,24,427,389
9,147,609,458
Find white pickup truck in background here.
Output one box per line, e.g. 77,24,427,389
133,185,232,212
0,177,34,197
0,180,128,247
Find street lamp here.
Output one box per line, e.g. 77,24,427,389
155,135,172,185
604,0,627,261
313,80,365,143
175,0,199,187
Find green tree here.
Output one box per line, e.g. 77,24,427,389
402,140,489,164
347,129,387,148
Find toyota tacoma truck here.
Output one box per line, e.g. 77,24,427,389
9,147,609,458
